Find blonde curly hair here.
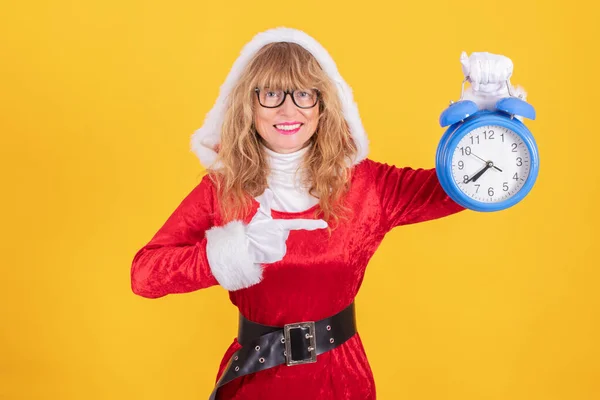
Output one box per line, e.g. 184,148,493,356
209,42,358,229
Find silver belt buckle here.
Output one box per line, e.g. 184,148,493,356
283,321,317,366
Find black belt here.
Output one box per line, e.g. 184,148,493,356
209,301,357,400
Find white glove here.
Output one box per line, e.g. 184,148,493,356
247,188,328,264
459,51,527,113
460,51,513,93
205,188,328,291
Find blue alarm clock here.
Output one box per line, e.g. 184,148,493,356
436,79,539,212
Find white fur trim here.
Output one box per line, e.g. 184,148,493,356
205,220,263,291
190,27,369,170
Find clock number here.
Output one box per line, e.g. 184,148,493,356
458,160,464,170
513,172,519,181
500,133,505,142
503,182,509,191
483,130,495,140
516,157,523,166
460,146,472,156
511,143,518,152
470,135,480,145
463,175,469,183
488,187,494,196
474,184,480,193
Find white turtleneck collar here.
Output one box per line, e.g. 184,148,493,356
260,142,320,212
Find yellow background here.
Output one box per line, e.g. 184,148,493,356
1,0,598,399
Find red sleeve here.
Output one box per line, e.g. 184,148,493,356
130,174,219,298
369,159,466,232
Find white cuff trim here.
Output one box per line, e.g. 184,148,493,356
205,220,262,291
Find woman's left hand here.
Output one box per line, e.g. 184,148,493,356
460,51,513,94
459,51,527,113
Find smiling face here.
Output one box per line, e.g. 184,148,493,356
253,89,320,153
215,40,359,223
239,42,326,155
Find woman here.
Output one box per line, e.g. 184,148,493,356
131,27,524,399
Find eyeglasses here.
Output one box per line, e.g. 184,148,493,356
254,88,320,109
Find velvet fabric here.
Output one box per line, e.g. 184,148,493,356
131,158,465,399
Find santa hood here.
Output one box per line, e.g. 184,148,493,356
190,27,369,170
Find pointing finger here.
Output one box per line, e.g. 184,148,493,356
277,219,328,231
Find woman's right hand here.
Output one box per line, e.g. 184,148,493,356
246,188,328,264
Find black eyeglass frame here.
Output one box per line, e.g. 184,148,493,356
254,87,321,109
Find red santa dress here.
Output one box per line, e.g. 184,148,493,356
131,27,465,399
131,157,464,399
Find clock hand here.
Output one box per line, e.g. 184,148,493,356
470,152,487,163
470,152,503,172
465,165,490,183
465,162,493,183
472,165,491,182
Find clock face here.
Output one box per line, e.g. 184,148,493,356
451,125,531,203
